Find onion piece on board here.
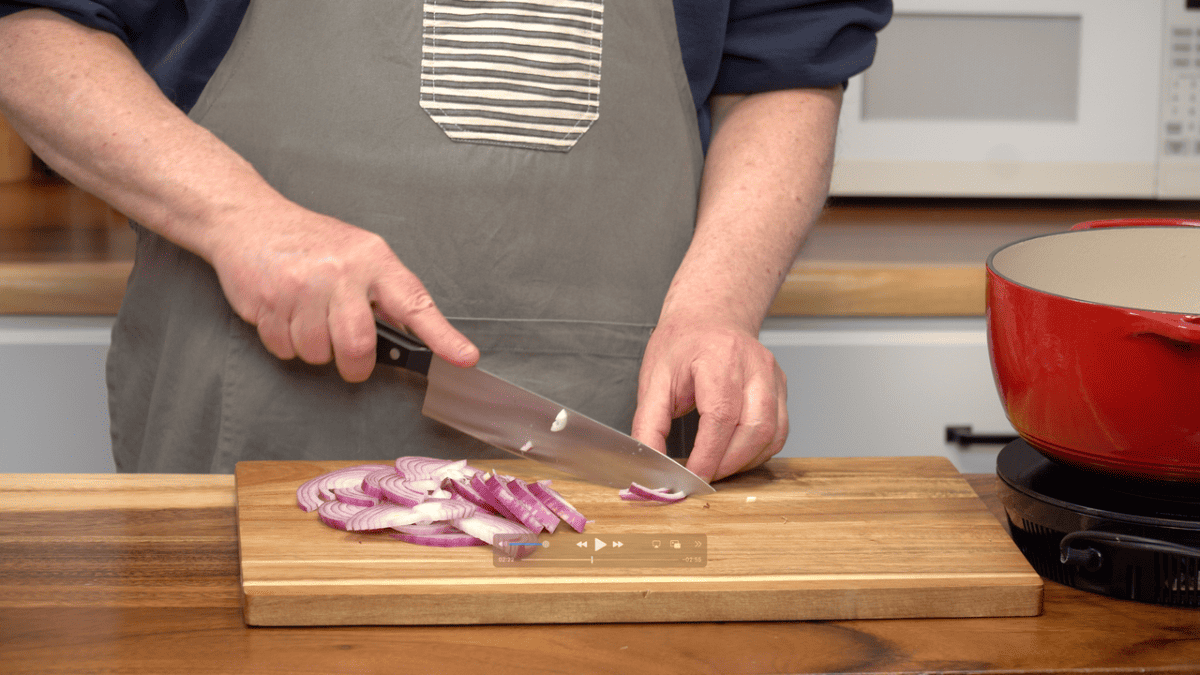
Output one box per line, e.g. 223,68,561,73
452,512,537,557
296,464,393,512
528,480,588,533
317,500,371,531
619,482,688,504
389,531,486,547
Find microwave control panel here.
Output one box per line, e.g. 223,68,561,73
1159,1,1200,195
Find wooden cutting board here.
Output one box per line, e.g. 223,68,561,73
234,456,1042,626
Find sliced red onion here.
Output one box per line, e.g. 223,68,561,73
317,500,371,530
483,474,545,532
300,458,586,554
333,485,379,508
452,512,536,557
391,522,457,536
344,500,476,531
411,499,476,524
528,481,588,532
446,477,501,516
470,473,517,521
619,482,687,503
376,473,426,507
394,456,479,482
507,478,561,533
389,531,486,547
361,468,398,499
296,464,393,512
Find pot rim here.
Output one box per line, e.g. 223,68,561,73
985,225,1200,318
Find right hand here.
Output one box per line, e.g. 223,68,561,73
205,199,478,382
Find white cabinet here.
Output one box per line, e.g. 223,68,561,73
0,315,1016,475
0,316,115,473
761,316,1016,474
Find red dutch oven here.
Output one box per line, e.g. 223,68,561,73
986,219,1200,482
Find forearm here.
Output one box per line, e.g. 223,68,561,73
659,87,842,332
0,9,283,261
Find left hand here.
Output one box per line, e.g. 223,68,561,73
631,312,788,482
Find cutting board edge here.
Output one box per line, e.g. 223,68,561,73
241,577,1043,626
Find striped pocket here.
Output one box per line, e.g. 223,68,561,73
420,0,603,152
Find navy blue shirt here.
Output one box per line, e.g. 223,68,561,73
0,0,890,145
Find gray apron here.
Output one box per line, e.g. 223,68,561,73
107,0,703,473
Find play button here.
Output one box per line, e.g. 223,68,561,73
593,538,607,551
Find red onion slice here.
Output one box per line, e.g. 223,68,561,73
446,477,502,516
376,474,426,507
528,481,588,532
317,500,371,531
507,479,561,533
469,473,517,521
296,464,393,512
482,474,545,532
452,512,536,557
391,522,457,536
343,500,477,532
389,531,486,547
333,485,379,508
619,482,687,503
361,468,398,499
394,456,479,481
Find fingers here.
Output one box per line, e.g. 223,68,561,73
327,286,377,383
630,366,679,455
370,267,478,368
680,341,788,483
214,211,477,380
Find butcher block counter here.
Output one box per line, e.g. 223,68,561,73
6,174,1200,316
2,461,1197,675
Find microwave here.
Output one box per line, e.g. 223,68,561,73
830,0,1200,199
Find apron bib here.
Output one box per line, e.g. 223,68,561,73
107,0,702,472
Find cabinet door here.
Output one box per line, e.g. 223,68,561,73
0,317,115,472
762,317,1015,474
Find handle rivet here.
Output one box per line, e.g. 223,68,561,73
390,348,400,361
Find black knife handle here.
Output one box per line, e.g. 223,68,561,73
375,320,433,376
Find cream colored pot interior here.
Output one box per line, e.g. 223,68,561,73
990,227,1200,314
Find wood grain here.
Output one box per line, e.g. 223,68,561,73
235,457,1041,626
2,473,1197,675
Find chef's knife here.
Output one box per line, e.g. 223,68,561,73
374,320,715,495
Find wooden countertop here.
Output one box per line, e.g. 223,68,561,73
1,469,1196,674
5,175,1200,316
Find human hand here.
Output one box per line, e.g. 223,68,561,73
630,314,788,482
205,200,478,382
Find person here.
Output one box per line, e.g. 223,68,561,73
0,0,891,480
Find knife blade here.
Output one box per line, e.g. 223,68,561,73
374,320,715,495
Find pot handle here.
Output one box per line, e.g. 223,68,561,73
1072,218,1200,231
1125,310,1200,345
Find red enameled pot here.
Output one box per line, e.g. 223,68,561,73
986,219,1200,482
